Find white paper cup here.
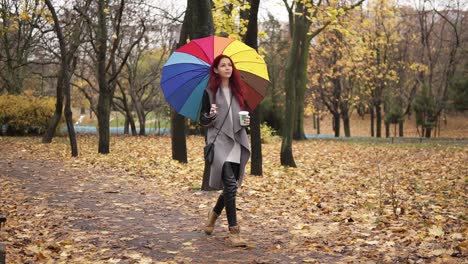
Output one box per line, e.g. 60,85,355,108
239,111,249,126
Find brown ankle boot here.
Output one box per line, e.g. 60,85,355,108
204,209,219,235
229,225,247,247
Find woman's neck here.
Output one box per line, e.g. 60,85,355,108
220,78,229,89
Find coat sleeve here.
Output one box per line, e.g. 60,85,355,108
200,90,216,127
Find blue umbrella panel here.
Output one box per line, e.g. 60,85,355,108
161,52,210,121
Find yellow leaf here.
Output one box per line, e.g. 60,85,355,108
428,225,444,237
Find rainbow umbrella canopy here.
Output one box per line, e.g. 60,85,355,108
160,36,269,121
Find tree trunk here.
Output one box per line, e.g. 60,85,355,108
398,119,404,137
170,2,190,164
184,0,215,190
139,122,146,136
281,2,312,167
97,92,112,154
243,0,262,176
425,127,432,138
340,95,351,137
124,118,129,134
281,8,306,167
130,117,137,135
64,79,78,157
333,112,340,137
97,0,110,154
118,81,137,135
313,113,317,129
385,122,390,138
43,0,78,157
130,85,146,135
137,111,146,136
293,32,309,141
250,107,262,175
375,104,382,137
342,112,351,137
43,76,64,143
316,113,321,134
171,110,187,162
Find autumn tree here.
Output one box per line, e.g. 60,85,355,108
41,0,94,158
280,0,364,167
211,0,250,38
76,0,145,154
412,0,466,137
259,14,288,132
311,19,364,137
242,0,262,175
211,0,264,175
0,0,44,94
113,8,176,136
170,0,214,167
172,0,215,189
358,0,401,138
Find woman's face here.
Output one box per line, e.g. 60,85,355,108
214,57,233,80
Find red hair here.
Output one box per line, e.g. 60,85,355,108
208,54,246,109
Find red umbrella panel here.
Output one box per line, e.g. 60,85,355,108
161,36,269,121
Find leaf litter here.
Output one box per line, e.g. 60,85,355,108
0,135,466,263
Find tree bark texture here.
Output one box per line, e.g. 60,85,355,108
293,32,309,141
385,122,390,138
43,0,79,156
117,83,137,136
97,0,111,154
42,75,64,143
333,113,340,137
184,0,215,190
97,92,112,154
316,114,321,134
375,104,382,138
243,0,262,176
94,0,140,153
342,112,351,137
281,3,309,167
171,110,187,163
171,2,189,164
399,119,404,137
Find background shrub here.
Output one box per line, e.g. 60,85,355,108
260,122,279,143
0,95,58,136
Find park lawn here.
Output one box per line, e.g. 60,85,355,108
0,135,466,262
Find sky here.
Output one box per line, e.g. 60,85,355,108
152,0,466,23
152,0,290,22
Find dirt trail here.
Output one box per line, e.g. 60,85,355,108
0,150,330,263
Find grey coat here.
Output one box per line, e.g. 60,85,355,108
201,88,250,190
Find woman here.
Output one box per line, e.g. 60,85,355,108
199,54,251,247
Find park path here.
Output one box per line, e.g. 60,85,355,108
0,148,327,263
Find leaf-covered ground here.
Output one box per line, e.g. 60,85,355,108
0,135,466,263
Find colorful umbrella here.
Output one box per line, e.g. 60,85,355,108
161,36,269,121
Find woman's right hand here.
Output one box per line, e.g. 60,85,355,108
209,104,218,118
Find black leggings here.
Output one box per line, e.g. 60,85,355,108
213,162,240,227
